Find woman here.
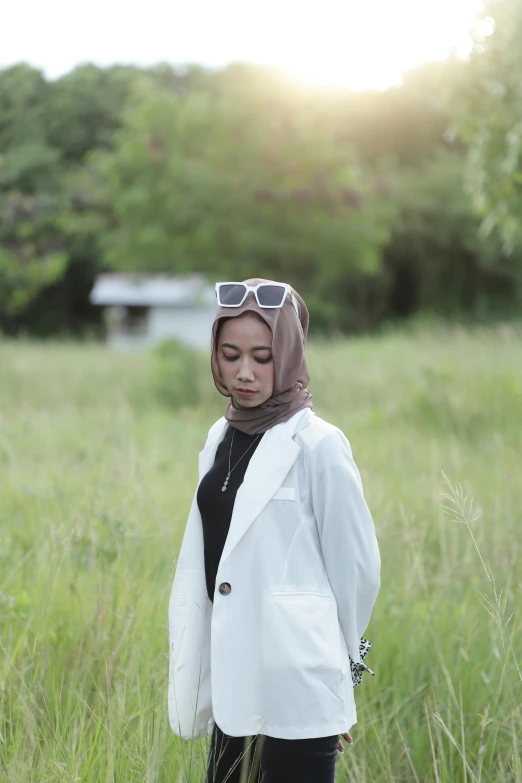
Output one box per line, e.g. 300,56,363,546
168,278,381,783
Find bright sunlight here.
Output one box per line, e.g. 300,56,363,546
2,0,483,90
246,0,483,90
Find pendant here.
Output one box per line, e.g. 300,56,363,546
222,472,231,492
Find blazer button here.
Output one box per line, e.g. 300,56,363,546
219,582,232,595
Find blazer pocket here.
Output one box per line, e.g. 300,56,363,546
261,591,344,720
272,487,296,501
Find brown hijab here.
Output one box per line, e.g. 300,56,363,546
210,277,314,435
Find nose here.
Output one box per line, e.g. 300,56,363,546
236,357,255,382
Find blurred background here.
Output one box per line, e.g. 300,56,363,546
1,2,521,782
1,0,521,340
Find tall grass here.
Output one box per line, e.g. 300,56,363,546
0,326,520,782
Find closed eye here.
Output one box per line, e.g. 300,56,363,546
222,355,272,364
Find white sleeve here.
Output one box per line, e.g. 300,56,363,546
307,428,381,662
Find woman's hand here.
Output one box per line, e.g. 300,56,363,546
338,731,353,753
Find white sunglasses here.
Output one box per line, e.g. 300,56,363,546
215,281,300,317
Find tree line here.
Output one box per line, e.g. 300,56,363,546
1,0,521,337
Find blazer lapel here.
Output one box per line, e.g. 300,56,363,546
219,408,314,565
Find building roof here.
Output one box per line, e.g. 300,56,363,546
89,273,216,307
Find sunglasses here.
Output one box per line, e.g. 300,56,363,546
215,282,300,317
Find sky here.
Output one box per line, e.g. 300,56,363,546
1,0,483,91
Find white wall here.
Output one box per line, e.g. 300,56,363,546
148,305,218,350
107,305,218,352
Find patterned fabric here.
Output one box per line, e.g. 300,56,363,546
350,638,374,687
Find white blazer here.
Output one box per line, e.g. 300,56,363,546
168,407,380,741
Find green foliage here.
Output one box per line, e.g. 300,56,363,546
93,73,396,331
399,360,522,442
0,63,129,330
152,337,210,409
0,141,61,192
0,64,50,150
0,166,111,326
455,0,522,250
382,148,522,318
0,53,521,334
44,64,144,163
0,193,68,315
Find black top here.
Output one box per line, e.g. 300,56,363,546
197,424,264,603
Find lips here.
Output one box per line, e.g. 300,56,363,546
235,388,256,395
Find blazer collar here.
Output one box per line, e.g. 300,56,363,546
198,408,315,565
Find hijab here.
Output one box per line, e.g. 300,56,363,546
210,277,314,435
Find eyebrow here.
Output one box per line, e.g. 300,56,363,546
221,342,272,351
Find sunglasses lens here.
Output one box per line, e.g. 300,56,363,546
218,284,247,305
257,285,286,307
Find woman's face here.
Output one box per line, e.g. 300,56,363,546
217,312,275,408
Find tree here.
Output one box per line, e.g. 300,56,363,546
93,71,396,331
456,0,522,251
382,148,522,319
0,64,111,330
0,64,50,151
44,64,143,163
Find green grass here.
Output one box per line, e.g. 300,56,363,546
0,325,521,782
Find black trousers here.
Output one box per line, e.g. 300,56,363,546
204,722,339,783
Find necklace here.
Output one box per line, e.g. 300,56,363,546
222,429,262,492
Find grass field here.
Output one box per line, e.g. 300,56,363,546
0,325,521,782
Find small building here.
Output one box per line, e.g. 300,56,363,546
89,273,218,351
